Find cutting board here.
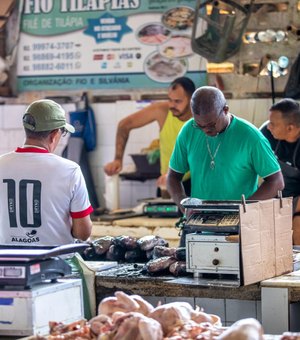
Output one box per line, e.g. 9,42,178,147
84,261,118,272
112,216,178,228
92,216,181,247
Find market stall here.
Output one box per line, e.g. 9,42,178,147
0,198,297,338
88,197,296,330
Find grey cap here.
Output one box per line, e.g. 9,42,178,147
23,99,75,133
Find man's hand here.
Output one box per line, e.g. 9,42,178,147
156,174,167,189
167,169,186,213
104,160,122,176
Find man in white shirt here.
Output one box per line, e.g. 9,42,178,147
0,99,93,246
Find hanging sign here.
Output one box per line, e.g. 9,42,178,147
17,0,207,91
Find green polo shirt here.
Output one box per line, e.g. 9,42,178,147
169,115,280,200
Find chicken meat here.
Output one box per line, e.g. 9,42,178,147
98,291,154,317
148,301,215,335
216,318,264,340
113,312,163,340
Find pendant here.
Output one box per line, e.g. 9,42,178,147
210,160,215,169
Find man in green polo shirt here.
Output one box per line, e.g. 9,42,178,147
167,86,284,214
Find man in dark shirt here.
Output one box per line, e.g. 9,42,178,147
260,98,300,244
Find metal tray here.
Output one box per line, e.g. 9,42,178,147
0,243,89,261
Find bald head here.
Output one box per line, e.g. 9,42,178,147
191,86,226,117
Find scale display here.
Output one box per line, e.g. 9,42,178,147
143,199,181,217
0,266,25,278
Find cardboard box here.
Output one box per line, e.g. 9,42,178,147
240,197,293,285
0,279,84,336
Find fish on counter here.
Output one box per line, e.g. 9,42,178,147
82,236,114,260
82,235,188,277
113,235,138,250
137,235,169,251
124,248,147,263
169,261,187,276
144,256,177,274
106,245,126,261
152,245,177,259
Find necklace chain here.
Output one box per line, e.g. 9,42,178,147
206,115,231,170
206,139,222,169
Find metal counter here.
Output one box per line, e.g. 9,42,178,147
95,263,261,322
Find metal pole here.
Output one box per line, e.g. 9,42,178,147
270,63,275,104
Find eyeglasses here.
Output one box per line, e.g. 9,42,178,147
192,107,224,131
60,127,68,137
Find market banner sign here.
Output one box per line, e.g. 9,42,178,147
17,0,207,91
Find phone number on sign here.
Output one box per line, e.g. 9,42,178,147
32,52,81,61
31,63,78,71
32,42,75,50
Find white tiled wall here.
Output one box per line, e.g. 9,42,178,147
0,98,273,210
89,100,160,209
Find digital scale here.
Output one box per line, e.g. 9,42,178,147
0,243,89,288
143,198,181,217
